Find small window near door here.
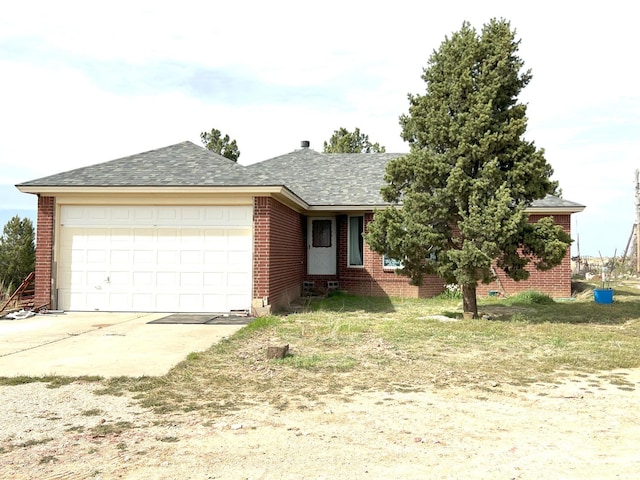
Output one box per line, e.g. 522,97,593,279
348,216,364,267
312,219,332,247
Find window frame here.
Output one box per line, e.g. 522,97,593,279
311,219,332,248
347,215,364,268
382,254,404,270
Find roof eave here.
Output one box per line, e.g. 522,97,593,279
15,185,310,211
306,204,391,212
306,204,586,214
526,205,586,214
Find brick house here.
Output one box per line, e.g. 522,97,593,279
17,141,585,314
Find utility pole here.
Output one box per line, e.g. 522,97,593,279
636,170,640,275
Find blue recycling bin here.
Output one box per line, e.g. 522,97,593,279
594,288,613,304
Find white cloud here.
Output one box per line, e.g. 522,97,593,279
1,0,638,256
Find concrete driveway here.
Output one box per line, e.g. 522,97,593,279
0,312,245,378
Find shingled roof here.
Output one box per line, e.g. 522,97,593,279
247,147,584,211
17,141,259,187
17,141,584,212
245,147,405,206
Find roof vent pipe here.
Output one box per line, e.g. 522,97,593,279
300,140,310,148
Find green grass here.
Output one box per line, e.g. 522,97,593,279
18,438,54,448
89,421,135,437
0,375,102,387
2,281,639,418
94,283,636,414
80,408,103,417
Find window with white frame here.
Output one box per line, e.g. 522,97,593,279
383,251,434,269
382,255,403,269
348,216,364,267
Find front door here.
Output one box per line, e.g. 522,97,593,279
307,217,336,275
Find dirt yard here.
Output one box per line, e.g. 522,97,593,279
1,369,639,479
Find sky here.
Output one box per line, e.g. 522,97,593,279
0,0,638,257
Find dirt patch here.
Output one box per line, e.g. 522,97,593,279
1,369,639,479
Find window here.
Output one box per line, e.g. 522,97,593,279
312,219,332,247
383,255,403,269
382,251,434,269
348,216,364,267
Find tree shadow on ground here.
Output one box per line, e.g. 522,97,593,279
481,298,640,326
303,292,395,314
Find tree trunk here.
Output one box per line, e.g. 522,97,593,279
462,283,478,319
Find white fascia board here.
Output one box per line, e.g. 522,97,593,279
16,185,309,210
525,206,586,214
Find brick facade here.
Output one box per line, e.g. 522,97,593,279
304,212,573,302
32,194,574,315
253,197,306,311
333,214,445,298
34,196,55,308
477,214,573,298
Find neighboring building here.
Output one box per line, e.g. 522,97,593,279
17,141,585,314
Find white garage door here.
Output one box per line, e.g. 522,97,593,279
57,206,253,312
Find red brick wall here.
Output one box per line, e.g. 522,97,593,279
477,214,573,298
335,214,445,298
34,196,55,308
261,207,573,308
253,197,305,311
333,213,572,300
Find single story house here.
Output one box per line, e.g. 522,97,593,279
17,141,585,314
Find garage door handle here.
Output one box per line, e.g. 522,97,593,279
105,276,110,284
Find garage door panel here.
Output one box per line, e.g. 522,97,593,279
133,250,154,263
58,206,252,312
180,250,201,264
87,210,108,223
69,249,86,263
132,271,153,286
85,292,107,310
204,253,228,269
157,272,177,286
178,294,201,310
133,208,154,222
109,293,132,310
157,229,178,243
86,270,108,284
157,250,179,265
132,293,154,310
134,229,154,242
227,208,252,225
228,272,250,287
87,249,108,263
203,272,224,287
228,250,250,265
110,228,133,241
204,208,225,223
156,294,179,311
110,250,131,264
203,294,225,311
180,272,202,287
181,232,204,244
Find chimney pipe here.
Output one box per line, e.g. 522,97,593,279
300,140,310,148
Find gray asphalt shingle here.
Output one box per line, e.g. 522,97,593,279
18,141,260,187
245,148,405,206
18,141,584,210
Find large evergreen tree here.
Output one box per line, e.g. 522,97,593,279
200,128,240,162
0,215,35,292
366,19,571,317
323,127,386,153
